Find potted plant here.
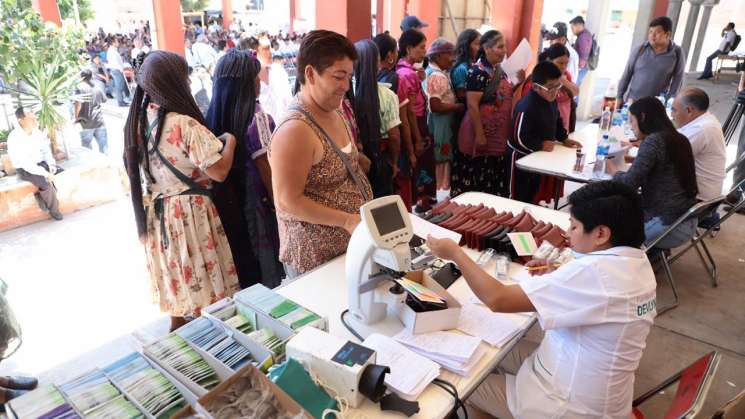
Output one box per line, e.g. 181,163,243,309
0,0,86,159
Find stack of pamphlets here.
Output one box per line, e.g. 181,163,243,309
58,370,141,418
178,317,255,371
236,284,322,330
7,385,80,418
146,334,220,390
104,352,187,418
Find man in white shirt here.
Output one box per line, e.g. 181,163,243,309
427,181,656,419
672,88,726,202
7,107,63,220
106,37,130,107
191,34,219,73
546,22,579,82
699,22,737,80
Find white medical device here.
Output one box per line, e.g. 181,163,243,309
346,195,413,325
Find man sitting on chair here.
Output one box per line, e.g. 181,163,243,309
7,107,63,220
698,22,737,81
671,88,726,202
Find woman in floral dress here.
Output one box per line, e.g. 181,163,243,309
123,51,240,331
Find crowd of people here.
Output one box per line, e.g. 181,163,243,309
6,9,738,417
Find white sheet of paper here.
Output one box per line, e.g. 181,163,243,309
502,38,533,84
507,232,538,256
457,303,532,347
410,212,462,243
393,329,481,363
362,333,441,400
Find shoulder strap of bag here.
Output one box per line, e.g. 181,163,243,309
287,104,371,201
146,118,203,191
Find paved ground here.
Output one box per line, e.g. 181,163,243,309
0,71,744,416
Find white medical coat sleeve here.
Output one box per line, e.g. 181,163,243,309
519,260,611,330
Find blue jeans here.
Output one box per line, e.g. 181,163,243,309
80,126,109,155
645,216,697,249
110,69,129,105
577,66,589,86
700,50,725,78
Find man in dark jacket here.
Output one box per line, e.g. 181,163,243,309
509,61,582,204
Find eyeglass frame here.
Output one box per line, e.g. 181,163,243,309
533,81,562,94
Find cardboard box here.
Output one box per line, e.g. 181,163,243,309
172,363,312,419
395,270,462,334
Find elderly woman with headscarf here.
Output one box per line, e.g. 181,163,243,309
424,38,465,201
453,30,524,198
206,49,285,289
124,51,240,332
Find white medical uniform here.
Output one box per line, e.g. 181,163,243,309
508,246,657,419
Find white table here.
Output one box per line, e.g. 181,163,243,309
515,124,602,209
276,192,570,419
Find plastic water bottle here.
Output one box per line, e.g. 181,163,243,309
665,97,674,118
621,104,634,139
594,134,610,177
612,109,623,128
600,106,612,132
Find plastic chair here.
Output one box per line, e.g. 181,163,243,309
644,197,726,314
712,388,745,418
632,351,720,419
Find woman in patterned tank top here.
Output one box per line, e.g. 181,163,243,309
269,30,372,278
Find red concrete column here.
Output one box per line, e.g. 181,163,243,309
654,0,670,19
376,0,384,35
222,0,233,30
152,0,185,56
491,0,544,53
314,0,371,43
32,0,62,26
290,0,296,33
407,0,441,42
389,0,406,38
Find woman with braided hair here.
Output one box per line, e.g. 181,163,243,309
124,51,240,331
206,49,285,289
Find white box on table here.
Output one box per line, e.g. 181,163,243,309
396,270,462,334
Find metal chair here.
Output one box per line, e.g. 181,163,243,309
644,197,726,314
631,351,720,419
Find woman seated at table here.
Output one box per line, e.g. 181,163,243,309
509,61,582,204
269,30,373,279
426,180,657,419
607,97,698,248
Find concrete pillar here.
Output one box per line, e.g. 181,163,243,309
667,0,684,36
577,0,612,119
407,0,442,42
221,0,233,30
654,0,670,17
388,0,407,38
689,0,718,71
315,0,372,42
376,0,384,34
289,0,296,33
680,0,704,62
32,0,61,26
490,0,544,54
632,0,656,51
152,0,185,56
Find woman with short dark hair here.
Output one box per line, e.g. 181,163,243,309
608,96,698,248
269,30,372,278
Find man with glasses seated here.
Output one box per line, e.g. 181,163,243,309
509,61,582,204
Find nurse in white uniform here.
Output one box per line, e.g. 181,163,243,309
427,181,657,419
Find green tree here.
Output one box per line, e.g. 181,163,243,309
10,0,95,22
180,0,209,12
0,0,87,156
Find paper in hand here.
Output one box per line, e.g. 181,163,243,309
502,38,533,85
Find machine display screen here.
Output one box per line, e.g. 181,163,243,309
370,202,406,236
